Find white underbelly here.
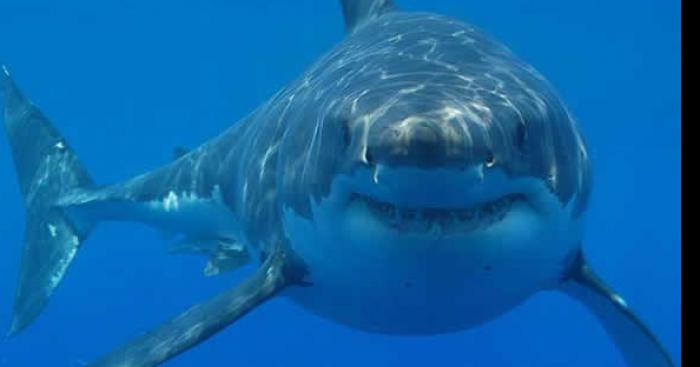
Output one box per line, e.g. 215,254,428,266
282,197,583,335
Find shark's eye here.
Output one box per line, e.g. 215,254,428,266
485,150,496,168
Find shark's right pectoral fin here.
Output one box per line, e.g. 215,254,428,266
560,251,675,367
89,250,292,367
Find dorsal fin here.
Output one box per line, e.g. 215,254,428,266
340,0,396,33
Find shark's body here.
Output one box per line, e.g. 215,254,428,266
1,1,674,366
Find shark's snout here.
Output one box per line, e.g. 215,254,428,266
359,108,494,170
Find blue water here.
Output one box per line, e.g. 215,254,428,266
0,0,680,366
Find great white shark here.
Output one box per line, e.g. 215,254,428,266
1,1,675,366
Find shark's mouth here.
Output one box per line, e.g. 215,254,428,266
349,192,527,234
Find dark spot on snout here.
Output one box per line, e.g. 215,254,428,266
513,122,527,152
404,281,413,288
367,120,470,168
408,123,443,158
341,118,352,147
364,149,375,165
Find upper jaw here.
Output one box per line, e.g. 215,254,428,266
339,164,528,208
330,164,542,234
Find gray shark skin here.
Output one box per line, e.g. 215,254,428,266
1,1,674,366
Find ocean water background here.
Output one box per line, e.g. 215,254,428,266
0,0,680,366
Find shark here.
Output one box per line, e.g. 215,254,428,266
1,1,675,366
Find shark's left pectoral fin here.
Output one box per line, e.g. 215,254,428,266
88,250,292,367
560,251,675,367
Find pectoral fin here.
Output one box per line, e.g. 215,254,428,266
560,251,675,367
88,250,290,367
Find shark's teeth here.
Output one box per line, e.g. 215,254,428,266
351,192,526,234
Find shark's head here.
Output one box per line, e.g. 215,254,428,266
277,13,591,334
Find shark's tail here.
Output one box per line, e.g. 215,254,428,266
2,66,94,336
